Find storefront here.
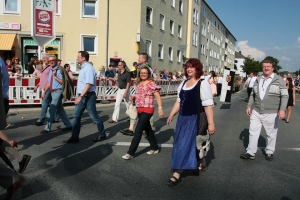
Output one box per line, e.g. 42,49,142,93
21,38,61,72
0,33,18,63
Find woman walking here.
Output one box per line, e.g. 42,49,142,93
122,66,164,160
166,58,215,186
285,77,296,123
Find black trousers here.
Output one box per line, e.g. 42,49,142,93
247,88,253,99
128,112,159,156
3,98,9,115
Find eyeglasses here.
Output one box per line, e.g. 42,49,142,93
15,59,19,61
48,59,56,62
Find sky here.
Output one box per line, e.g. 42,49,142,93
205,0,300,72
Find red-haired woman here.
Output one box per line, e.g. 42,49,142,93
166,58,216,186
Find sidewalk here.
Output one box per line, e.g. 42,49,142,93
8,95,177,115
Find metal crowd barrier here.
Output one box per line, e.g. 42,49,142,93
8,77,182,105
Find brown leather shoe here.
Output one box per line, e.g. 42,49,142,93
108,119,116,123
40,130,49,134
6,177,23,200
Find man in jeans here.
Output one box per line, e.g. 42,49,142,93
108,61,131,123
63,51,106,143
33,54,59,126
240,60,288,161
40,55,72,134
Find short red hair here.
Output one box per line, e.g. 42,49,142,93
184,58,203,79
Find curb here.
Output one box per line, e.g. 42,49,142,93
8,95,177,115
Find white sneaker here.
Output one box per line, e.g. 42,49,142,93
147,149,159,155
122,154,133,160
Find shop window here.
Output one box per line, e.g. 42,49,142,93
82,0,98,18
4,0,20,14
81,35,98,54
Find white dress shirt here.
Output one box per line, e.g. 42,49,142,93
259,73,274,100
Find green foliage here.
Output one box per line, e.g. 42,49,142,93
242,56,261,75
294,69,300,76
260,56,282,73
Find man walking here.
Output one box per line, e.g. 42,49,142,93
240,60,288,161
0,57,10,129
243,72,256,99
40,55,72,134
33,54,59,126
63,51,106,143
108,61,131,123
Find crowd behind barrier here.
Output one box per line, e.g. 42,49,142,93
8,77,183,105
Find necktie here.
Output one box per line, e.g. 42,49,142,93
50,70,53,92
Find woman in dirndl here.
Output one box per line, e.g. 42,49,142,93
166,58,216,186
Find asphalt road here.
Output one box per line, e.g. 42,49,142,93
1,89,300,200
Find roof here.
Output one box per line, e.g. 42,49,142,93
235,51,246,59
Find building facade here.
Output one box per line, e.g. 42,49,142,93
0,0,235,73
235,51,246,78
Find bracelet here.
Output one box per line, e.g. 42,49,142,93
158,107,163,110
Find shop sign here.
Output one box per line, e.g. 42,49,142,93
23,39,60,46
0,22,21,30
26,49,38,53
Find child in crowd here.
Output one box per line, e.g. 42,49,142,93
32,64,43,79
14,67,22,78
6,60,12,73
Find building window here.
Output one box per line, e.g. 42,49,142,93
201,7,207,18
192,31,198,47
159,14,165,30
81,35,98,54
179,1,183,13
158,44,164,59
170,20,174,35
4,0,19,14
82,0,98,18
193,9,198,25
145,40,152,57
170,0,175,8
168,47,173,61
177,50,182,63
178,25,182,38
146,6,153,25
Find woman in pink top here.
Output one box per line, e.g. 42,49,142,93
122,66,164,160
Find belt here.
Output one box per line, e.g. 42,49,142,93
52,88,62,92
78,91,95,96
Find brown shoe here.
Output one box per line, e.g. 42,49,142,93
108,119,116,123
40,130,49,134
6,177,23,200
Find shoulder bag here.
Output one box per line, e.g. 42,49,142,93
126,101,137,119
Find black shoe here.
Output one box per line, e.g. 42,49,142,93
62,138,79,143
166,176,181,186
121,128,134,136
53,120,59,123
265,154,273,161
19,155,31,174
61,127,72,131
240,153,255,160
93,136,107,142
33,121,44,126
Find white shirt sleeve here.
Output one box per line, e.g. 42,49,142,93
176,81,185,102
200,80,214,106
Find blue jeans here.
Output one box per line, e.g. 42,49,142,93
128,112,158,156
71,92,106,140
44,90,72,131
38,90,59,122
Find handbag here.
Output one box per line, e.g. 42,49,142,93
197,80,209,136
126,102,137,119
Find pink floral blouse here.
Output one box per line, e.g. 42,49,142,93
135,81,161,108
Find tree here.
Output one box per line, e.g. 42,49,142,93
242,56,261,75
260,56,282,73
